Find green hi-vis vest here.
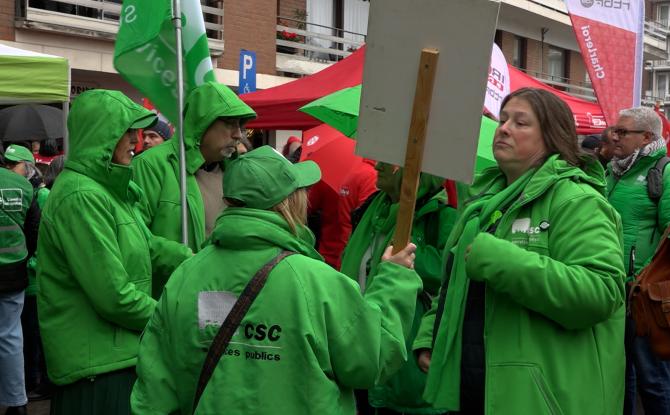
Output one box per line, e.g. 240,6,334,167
0,168,33,265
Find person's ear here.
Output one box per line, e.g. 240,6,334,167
642,132,654,146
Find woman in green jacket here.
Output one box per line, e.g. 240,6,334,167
340,163,456,414
37,90,192,415
414,88,626,415
131,146,422,415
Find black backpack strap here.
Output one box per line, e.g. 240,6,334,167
647,156,670,203
191,250,296,414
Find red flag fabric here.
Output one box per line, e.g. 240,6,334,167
654,105,670,152
300,123,363,192
565,0,644,126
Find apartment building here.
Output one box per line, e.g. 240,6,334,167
0,0,665,110
645,0,670,112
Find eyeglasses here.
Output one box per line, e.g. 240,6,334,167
613,128,647,137
220,118,246,130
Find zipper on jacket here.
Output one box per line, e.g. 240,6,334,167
530,367,561,415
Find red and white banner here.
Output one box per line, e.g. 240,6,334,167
565,0,644,125
484,43,511,120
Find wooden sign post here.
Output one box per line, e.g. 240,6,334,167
392,48,439,254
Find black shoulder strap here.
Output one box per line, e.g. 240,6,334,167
191,250,296,414
647,156,670,203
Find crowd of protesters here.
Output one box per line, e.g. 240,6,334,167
2,82,670,415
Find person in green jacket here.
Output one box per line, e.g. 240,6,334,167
37,89,192,415
132,82,256,253
340,162,457,415
414,88,626,415
131,146,422,415
606,106,670,415
0,152,38,415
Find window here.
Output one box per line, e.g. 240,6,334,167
513,36,527,69
659,3,670,27
657,73,669,100
547,47,565,82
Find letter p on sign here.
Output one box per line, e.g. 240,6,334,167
239,50,257,94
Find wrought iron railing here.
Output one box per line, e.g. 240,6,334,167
515,67,596,101
276,16,365,63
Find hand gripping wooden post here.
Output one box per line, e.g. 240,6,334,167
391,48,439,255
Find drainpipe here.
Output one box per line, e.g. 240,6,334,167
541,27,549,74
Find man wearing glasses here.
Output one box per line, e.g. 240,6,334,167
606,106,670,415
133,83,256,260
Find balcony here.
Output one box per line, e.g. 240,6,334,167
642,91,670,107
515,67,596,102
275,16,365,76
14,0,225,54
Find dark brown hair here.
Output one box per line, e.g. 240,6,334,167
500,87,585,167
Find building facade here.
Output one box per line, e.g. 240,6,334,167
0,0,666,113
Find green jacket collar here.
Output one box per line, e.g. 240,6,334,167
65,161,133,201
471,155,606,206
211,208,322,261
167,138,204,175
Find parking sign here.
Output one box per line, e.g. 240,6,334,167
239,50,256,94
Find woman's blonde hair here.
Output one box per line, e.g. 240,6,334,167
224,188,309,234
272,188,308,234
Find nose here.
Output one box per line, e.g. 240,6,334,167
232,126,243,140
497,119,511,136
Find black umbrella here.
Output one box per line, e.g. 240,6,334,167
0,104,64,142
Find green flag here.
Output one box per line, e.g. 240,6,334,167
114,0,216,123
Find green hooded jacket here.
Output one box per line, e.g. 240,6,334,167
131,208,422,415
132,82,256,253
340,175,457,414
37,90,192,385
414,156,626,414
0,168,32,268
606,148,670,277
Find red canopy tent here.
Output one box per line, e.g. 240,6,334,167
243,46,605,134
242,48,365,130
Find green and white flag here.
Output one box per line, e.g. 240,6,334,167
114,0,216,123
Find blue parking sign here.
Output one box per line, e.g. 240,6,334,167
239,50,256,94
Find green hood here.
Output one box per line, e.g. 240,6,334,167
469,155,606,201
179,82,257,174
210,207,322,261
65,89,156,198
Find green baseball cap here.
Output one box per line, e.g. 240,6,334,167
224,145,321,209
4,144,34,163
131,112,157,129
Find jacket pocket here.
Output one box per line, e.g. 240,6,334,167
487,363,564,415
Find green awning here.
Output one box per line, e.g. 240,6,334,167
0,43,70,103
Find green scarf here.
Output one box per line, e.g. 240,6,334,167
424,168,535,409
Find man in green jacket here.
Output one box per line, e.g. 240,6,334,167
0,154,37,415
37,89,192,415
132,82,256,253
341,163,457,415
606,106,670,415
131,146,422,415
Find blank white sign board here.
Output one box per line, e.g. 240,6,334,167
356,0,501,183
